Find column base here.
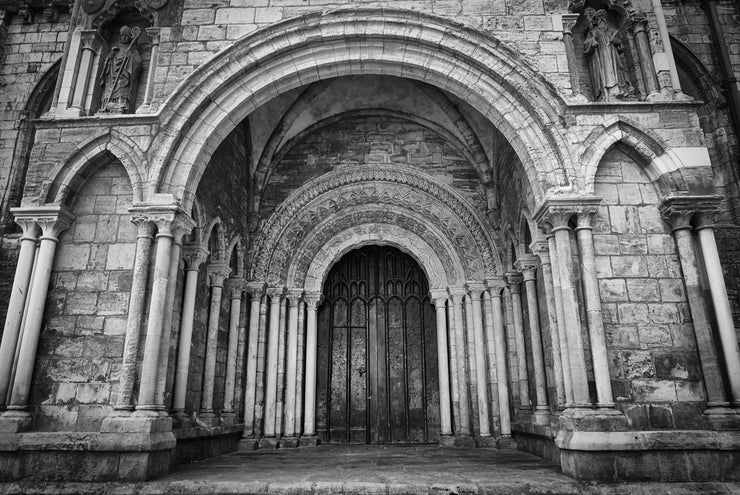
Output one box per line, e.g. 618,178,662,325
280,436,299,448
171,410,191,429
438,434,455,447
0,409,32,432
532,408,550,426
220,412,237,426
101,411,173,434
237,438,259,451
453,435,476,448
557,406,629,432
259,437,280,449
298,435,319,447
195,411,220,427
704,406,740,430
497,435,517,449
475,435,497,448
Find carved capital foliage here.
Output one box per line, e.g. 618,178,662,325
11,206,74,240
129,204,194,239
448,286,466,304
505,271,523,293
267,286,285,303
529,240,550,265
182,244,208,270
207,261,231,287
534,196,601,231
466,282,487,299
251,166,498,284
659,195,722,231
226,277,247,299
514,254,539,281
485,277,506,297
246,282,266,300
562,13,580,33
286,288,304,306
429,289,448,306
303,291,323,310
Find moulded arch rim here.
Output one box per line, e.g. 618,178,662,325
42,130,146,205
579,117,681,192
150,8,571,208
202,215,225,259
301,224,453,293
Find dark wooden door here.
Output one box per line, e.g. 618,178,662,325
316,246,440,444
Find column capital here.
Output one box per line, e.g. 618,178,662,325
145,26,161,44
207,261,231,288
534,196,601,232
303,291,323,310
514,254,539,281
246,282,266,299
182,244,209,270
659,195,722,231
11,205,74,240
465,282,487,299
129,204,195,239
505,271,523,294
13,216,41,240
226,277,247,299
530,240,551,265
485,277,506,297
429,289,448,303
286,288,304,307
629,13,649,34
562,12,580,33
447,286,466,304
131,217,155,239
267,286,286,301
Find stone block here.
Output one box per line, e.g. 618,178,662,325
76,316,105,334
103,317,128,335
215,7,255,24
94,215,119,242
637,323,672,346
72,216,97,242
615,452,661,481
55,244,90,271
106,243,135,270
626,278,659,301
609,205,641,233
619,234,648,255
631,379,677,402
54,382,77,404
65,292,98,315
617,303,649,324
77,271,108,291
94,196,117,214
653,350,701,380
658,279,685,302
76,404,111,431
605,323,639,348
76,382,111,404
593,234,619,255
617,183,643,205
647,303,680,324
647,234,675,254
599,279,627,302
675,380,705,401
648,404,674,428
622,350,655,379
611,256,648,278
97,291,130,316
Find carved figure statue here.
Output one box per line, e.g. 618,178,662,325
100,25,142,113
583,8,634,101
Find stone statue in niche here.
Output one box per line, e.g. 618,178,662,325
100,25,142,113
583,8,634,101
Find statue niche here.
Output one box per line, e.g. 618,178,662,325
99,25,142,113
583,7,634,101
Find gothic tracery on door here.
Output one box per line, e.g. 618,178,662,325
316,246,440,444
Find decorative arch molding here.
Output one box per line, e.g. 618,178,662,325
253,81,492,195
250,165,500,283
202,215,225,259
150,8,571,208
40,130,146,206
301,223,453,292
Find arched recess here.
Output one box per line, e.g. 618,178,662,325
250,165,501,286
39,130,147,206
579,117,716,197
150,8,572,210
1,60,59,232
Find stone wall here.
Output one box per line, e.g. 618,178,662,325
32,159,135,431
593,147,705,428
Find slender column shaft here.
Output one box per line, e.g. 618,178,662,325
224,281,245,413
671,224,728,406
295,301,306,433
242,287,263,437
469,287,491,436
533,241,566,407
576,215,614,407
264,288,284,436
697,226,740,404
632,19,659,95
276,299,287,436
432,295,452,436
449,289,470,435
506,273,530,409
548,234,573,404
0,221,39,408
141,28,160,108
553,223,591,406
651,0,681,90
488,287,511,436
519,263,548,413
7,212,71,410
464,295,479,429
561,14,584,97
447,296,461,428
303,293,321,436
155,235,184,409
283,291,301,437
201,263,229,416
137,228,175,411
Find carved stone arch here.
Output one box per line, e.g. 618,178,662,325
301,224,454,292
187,197,207,246
226,233,245,276
150,8,572,209
250,165,501,283
253,80,492,196
90,0,154,29
202,216,224,259
517,207,536,255
40,130,146,206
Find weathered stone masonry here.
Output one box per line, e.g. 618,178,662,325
0,0,739,484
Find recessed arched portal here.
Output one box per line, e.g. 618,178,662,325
316,245,439,445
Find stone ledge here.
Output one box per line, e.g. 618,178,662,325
0,431,176,452
173,423,244,440
555,430,740,451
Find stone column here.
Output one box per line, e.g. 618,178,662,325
696,215,740,406
486,281,511,438
240,283,265,444
506,271,531,411
276,297,288,437
516,255,550,422
263,287,284,439
113,216,155,411
222,277,246,424
660,201,731,414
464,293,479,431
1,207,72,430
430,291,453,438
0,217,39,409
531,240,566,408
295,300,306,434
562,13,586,100
199,261,231,425
282,289,302,445
448,287,471,438
254,295,269,437
302,292,322,441
536,202,590,407
172,245,208,422
575,209,615,408
631,15,660,97
547,232,573,405
467,284,492,439
135,208,187,416
138,27,160,112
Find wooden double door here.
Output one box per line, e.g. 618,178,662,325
316,246,440,444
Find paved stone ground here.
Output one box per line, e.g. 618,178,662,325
1,445,739,494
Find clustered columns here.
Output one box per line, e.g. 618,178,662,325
0,206,74,431
534,198,618,415
222,277,247,424
661,196,740,414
